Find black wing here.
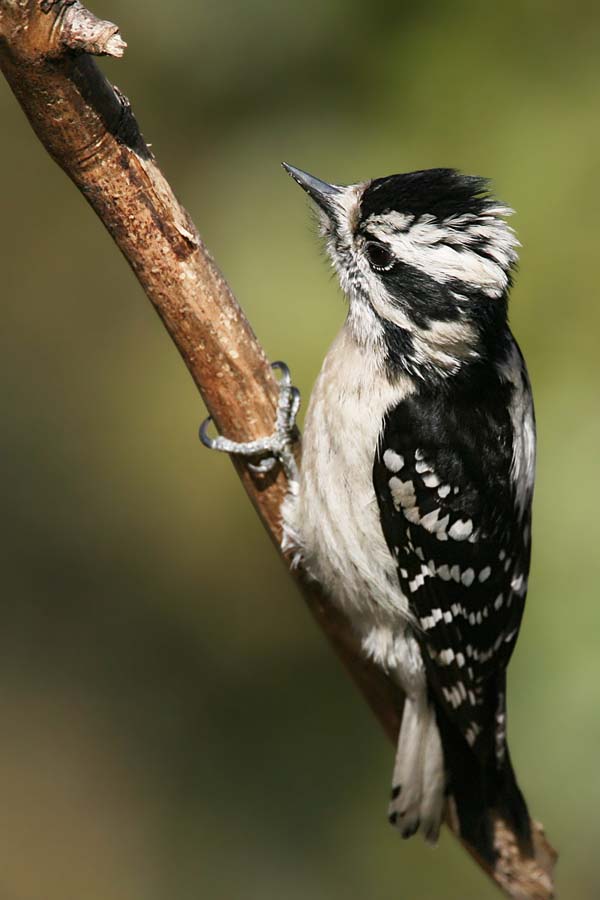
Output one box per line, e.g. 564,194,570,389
373,380,533,754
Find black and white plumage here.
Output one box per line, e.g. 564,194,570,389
279,165,536,861
201,164,536,863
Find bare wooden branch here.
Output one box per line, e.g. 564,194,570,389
0,3,556,896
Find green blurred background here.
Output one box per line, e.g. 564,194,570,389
1,1,599,897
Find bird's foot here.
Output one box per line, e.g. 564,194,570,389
200,361,300,486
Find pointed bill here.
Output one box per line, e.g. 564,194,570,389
282,163,342,216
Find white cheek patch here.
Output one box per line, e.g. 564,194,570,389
417,319,479,356
369,224,506,298
364,210,518,299
360,270,480,374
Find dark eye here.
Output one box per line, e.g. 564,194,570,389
365,241,394,271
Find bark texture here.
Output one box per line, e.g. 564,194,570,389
0,3,556,897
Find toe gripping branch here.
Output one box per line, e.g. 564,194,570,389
199,362,300,485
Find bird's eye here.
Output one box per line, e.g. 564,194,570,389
365,241,394,271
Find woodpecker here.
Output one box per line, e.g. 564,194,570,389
201,164,536,862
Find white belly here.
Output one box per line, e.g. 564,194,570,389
283,327,415,631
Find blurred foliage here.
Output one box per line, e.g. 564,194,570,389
1,0,599,897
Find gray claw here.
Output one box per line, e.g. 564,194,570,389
199,361,300,485
248,457,278,475
271,360,292,386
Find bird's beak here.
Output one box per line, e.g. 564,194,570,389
282,163,342,217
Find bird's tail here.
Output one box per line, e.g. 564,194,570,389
388,676,533,865
388,694,446,842
436,698,533,865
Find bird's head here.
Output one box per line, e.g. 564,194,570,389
283,163,518,381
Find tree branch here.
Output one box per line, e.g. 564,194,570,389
0,3,556,896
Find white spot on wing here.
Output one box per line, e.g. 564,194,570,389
389,477,416,510
383,449,404,473
409,573,425,592
448,519,473,541
420,509,441,532
511,574,523,592
465,722,482,746
461,568,475,587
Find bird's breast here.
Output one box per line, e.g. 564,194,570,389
283,327,415,625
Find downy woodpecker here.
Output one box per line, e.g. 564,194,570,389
201,164,536,862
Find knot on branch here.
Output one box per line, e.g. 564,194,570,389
57,1,126,58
